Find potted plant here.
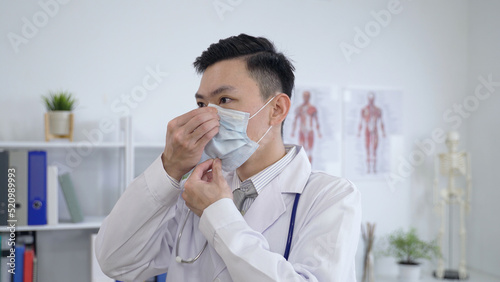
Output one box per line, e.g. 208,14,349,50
42,90,77,140
381,228,440,281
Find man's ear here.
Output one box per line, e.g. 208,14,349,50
270,93,291,126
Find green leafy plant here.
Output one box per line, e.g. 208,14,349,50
42,90,77,111
381,228,440,265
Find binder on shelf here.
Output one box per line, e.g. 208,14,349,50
59,173,83,223
47,165,59,225
28,151,47,225
156,273,167,282
13,245,25,282
23,248,35,282
1,234,11,282
0,150,9,225
0,254,8,281
9,150,29,226
33,255,38,282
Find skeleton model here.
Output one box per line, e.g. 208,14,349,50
433,131,471,279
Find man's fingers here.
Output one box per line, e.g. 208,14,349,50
190,158,214,180
183,109,219,135
201,170,213,182
194,124,219,148
211,158,225,183
191,118,219,144
211,159,232,199
176,107,217,128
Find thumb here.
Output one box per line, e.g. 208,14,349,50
190,158,214,180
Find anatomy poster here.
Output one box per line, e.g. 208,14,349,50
283,85,341,175
343,88,403,180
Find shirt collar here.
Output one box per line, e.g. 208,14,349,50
231,145,298,194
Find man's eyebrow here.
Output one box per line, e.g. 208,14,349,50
195,85,235,99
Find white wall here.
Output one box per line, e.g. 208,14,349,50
2,0,493,280
466,0,500,277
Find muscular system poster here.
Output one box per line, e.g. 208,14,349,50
283,85,341,176
343,88,403,180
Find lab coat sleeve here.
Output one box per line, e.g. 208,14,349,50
199,176,362,281
95,154,183,281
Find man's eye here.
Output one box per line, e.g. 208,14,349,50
197,102,206,108
220,97,232,104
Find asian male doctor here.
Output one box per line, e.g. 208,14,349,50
95,34,362,282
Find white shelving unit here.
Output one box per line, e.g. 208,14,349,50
134,142,164,149
0,116,161,282
0,142,126,234
0,141,125,149
0,124,166,229
15,216,106,231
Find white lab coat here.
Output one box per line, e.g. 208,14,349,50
95,145,361,282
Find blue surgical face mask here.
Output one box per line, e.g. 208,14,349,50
201,96,275,171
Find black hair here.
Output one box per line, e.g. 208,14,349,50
193,34,295,101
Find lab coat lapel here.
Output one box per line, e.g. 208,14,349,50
209,146,311,279
244,146,311,233
208,183,287,281
243,178,286,233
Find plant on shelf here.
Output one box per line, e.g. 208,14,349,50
381,228,440,281
42,90,78,141
42,90,77,111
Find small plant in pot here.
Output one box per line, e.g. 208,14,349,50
42,90,77,141
381,228,440,281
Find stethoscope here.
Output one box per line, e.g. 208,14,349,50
175,193,301,263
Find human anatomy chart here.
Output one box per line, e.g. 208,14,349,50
284,85,341,175
343,88,403,180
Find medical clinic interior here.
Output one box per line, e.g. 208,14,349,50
1,1,499,281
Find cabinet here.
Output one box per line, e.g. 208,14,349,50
0,116,164,282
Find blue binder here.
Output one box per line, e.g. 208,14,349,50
28,151,47,225
13,245,25,282
156,273,167,282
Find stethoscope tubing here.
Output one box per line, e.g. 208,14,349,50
175,193,301,264
284,193,301,260
175,210,208,264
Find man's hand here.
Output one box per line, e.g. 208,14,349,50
182,158,233,217
162,107,219,181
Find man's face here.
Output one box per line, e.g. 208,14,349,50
195,59,271,143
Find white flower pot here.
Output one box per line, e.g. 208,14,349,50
398,263,421,282
48,111,72,135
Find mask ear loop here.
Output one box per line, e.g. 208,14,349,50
249,95,276,120
256,126,272,144
250,95,276,144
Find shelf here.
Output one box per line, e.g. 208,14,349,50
375,269,499,282
0,141,125,149
134,142,164,149
1,216,105,232
0,141,167,149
